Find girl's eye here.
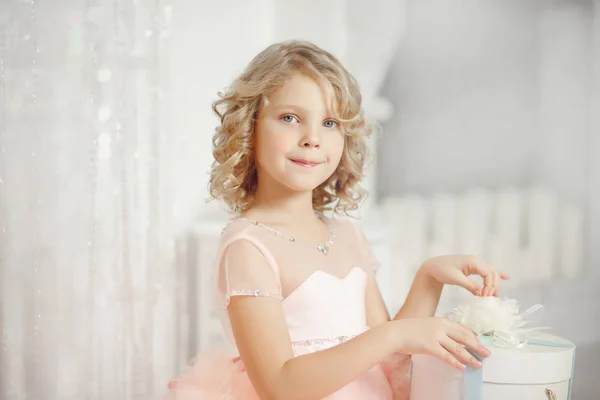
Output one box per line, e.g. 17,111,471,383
323,120,338,128
281,114,299,123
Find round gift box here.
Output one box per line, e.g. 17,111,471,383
410,332,575,400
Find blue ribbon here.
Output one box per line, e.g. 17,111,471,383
463,337,576,400
463,350,484,400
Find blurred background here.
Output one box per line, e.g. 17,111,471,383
0,0,598,399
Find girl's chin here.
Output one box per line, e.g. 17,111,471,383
282,179,329,194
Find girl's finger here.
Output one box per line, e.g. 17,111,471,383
489,281,497,296
431,345,466,370
499,272,510,280
487,270,499,296
466,261,495,296
459,275,481,295
479,262,498,296
447,323,490,359
493,270,500,294
441,338,482,369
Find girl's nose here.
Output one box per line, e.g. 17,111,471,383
301,125,321,148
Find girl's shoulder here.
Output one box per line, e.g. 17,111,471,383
325,216,365,245
215,218,281,269
218,217,267,244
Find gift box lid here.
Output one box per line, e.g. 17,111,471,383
481,332,575,384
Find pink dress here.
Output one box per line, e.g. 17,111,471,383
167,217,411,400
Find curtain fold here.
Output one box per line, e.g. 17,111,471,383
0,2,180,399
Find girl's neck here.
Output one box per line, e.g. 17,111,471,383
247,192,318,225
243,186,331,244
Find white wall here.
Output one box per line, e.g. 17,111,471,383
379,0,596,258
170,0,275,222
273,0,347,58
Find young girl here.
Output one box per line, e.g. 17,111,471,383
167,40,508,400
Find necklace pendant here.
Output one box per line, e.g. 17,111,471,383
316,244,329,255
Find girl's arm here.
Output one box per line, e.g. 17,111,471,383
364,265,442,327
356,221,442,324
392,266,443,320
227,241,402,400
231,295,400,400
367,254,507,324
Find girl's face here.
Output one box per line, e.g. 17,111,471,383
254,73,345,195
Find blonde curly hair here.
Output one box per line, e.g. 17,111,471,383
209,40,373,215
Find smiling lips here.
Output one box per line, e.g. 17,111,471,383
289,158,323,168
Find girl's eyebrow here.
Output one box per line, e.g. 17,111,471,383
271,104,333,116
270,104,309,113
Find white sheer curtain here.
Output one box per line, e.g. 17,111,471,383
0,2,182,399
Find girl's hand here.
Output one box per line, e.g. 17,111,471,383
392,317,490,370
422,255,510,297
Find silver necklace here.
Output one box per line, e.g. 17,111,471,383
233,217,335,255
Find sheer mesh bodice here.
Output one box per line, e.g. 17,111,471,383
215,217,379,344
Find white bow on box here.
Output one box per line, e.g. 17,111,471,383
447,296,548,348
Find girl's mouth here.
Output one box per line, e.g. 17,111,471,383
289,158,322,168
